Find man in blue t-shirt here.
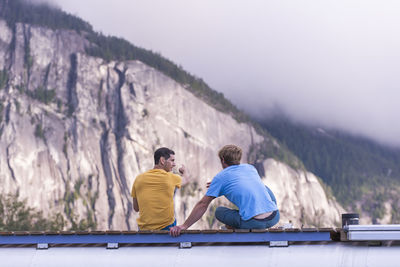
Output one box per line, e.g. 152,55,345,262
170,145,279,237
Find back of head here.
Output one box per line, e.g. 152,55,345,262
218,145,242,166
154,147,175,165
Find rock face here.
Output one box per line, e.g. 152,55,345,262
263,159,344,227
0,20,344,230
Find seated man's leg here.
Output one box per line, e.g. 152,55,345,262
240,210,280,229
240,218,267,229
215,207,241,229
265,210,280,228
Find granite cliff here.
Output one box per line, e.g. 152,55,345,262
0,18,344,230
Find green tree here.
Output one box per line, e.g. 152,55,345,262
0,194,65,231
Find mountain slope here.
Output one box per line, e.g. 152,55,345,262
0,0,252,124
261,115,400,224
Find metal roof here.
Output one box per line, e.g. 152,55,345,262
1,242,399,267
1,227,400,267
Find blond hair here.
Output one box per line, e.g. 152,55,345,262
218,145,242,166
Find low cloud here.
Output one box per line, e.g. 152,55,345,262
46,0,400,147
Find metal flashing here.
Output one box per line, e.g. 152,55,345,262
348,231,400,241
0,228,332,247
345,225,400,231
345,224,400,241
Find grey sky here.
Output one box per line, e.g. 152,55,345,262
41,0,400,147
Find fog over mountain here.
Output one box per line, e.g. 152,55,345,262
33,0,400,147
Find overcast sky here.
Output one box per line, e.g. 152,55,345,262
39,0,400,147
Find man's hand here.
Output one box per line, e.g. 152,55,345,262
170,196,215,237
178,165,186,175
179,165,191,186
169,225,187,237
206,181,211,188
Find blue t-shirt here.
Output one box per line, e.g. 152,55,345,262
206,164,278,220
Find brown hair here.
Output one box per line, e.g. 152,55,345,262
218,145,242,166
154,147,175,165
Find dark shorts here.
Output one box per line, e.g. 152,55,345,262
161,219,177,230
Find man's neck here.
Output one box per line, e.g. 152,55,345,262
154,165,167,171
222,163,240,169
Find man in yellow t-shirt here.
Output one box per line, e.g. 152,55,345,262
131,147,189,230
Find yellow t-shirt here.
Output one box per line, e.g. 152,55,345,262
131,169,181,230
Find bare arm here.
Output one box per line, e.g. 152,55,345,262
133,198,139,212
170,195,215,237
